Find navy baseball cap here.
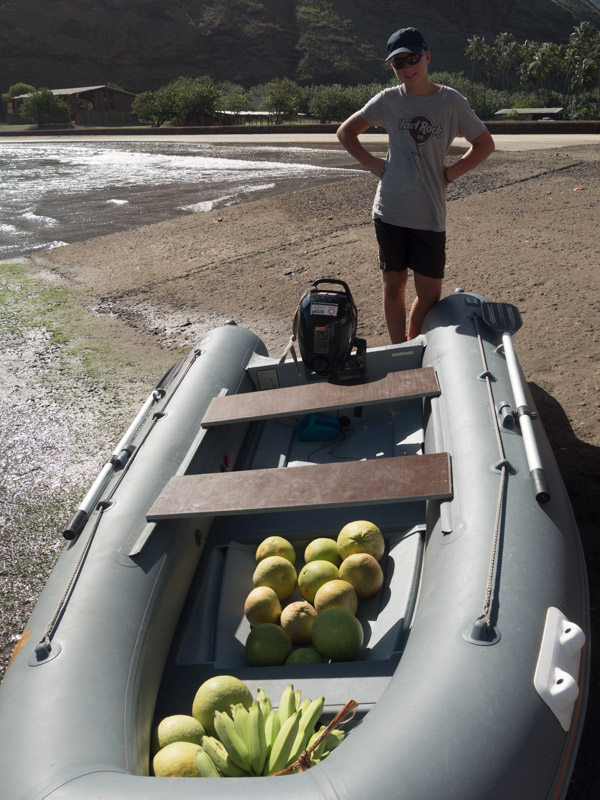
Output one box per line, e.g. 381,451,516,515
386,27,427,60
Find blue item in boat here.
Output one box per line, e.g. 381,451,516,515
297,413,340,440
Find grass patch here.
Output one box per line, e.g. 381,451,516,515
0,263,78,341
0,261,179,388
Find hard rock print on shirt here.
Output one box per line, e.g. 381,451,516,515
398,116,443,145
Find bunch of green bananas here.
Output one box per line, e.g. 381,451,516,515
196,683,345,777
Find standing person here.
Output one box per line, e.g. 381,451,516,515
337,27,495,342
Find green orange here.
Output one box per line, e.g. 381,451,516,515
304,537,341,566
297,560,339,604
311,608,364,661
245,623,293,666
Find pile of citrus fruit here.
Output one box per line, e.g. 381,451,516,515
152,676,344,777
244,521,385,664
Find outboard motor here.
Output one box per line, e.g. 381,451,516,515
293,278,366,380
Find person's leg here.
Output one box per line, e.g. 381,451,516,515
407,272,443,339
382,268,409,343
374,220,410,343
405,228,445,339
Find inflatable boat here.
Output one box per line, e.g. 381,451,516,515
0,286,589,800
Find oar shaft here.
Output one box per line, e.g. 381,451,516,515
63,388,163,539
502,333,550,503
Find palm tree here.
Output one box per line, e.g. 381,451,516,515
570,56,598,112
569,21,599,56
569,22,600,110
518,40,540,92
526,42,560,104
465,35,487,81
562,46,580,104
494,33,520,91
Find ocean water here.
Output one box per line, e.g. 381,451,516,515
0,140,355,260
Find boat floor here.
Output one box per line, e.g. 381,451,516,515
154,395,439,722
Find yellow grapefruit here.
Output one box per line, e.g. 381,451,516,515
244,586,282,626
314,579,358,615
337,520,385,561
339,553,384,598
256,535,296,564
252,555,297,601
152,714,205,754
191,675,252,736
280,600,318,644
152,740,201,777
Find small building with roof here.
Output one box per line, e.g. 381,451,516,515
494,107,564,121
5,85,137,125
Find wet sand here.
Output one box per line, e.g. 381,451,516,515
1,136,599,796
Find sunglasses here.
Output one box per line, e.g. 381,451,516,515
391,53,423,70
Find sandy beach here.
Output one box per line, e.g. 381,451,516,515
3,134,599,796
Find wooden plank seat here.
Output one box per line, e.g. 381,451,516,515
201,367,440,428
146,453,451,521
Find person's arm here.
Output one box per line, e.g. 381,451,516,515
445,130,495,183
337,111,387,179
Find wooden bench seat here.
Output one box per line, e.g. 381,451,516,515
200,367,439,428
146,453,451,521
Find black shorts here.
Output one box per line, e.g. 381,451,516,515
374,218,446,279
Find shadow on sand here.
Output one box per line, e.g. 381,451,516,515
529,382,599,800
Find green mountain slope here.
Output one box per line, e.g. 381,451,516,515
1,0,599,92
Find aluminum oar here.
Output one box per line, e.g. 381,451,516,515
481,302,550,504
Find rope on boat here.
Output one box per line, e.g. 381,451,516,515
35,505,107,659
34,349,203,659
472,317,508,635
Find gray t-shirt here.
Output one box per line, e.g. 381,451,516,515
361,85,486,231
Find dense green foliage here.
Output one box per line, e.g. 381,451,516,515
5,21,599,124
260,78,308,123
132,76,221,127
130,22,599,125
19,88,69,125
307,83,385,122
7,82,36,97
465,22,600,116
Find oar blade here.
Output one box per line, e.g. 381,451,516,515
481,302,523,335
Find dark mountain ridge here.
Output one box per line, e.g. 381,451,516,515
1,0,599,93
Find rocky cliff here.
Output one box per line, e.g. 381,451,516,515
1,0,599,93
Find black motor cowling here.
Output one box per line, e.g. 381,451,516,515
293,278,364,379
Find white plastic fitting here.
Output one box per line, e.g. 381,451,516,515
534,607,586,731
